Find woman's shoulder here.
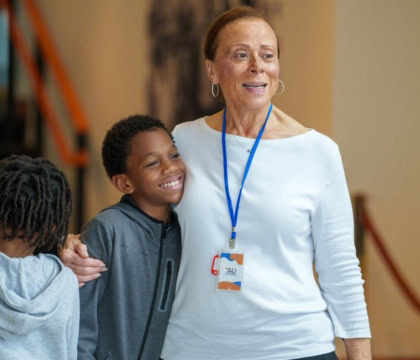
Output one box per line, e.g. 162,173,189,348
272,107,338,148
172,115,220,142
173,117,205,136
203,111,223,132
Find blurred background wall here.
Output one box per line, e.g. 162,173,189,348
0,0,419,357
333,0,420,356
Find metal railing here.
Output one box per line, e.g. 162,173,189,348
353,194,420,314
1,0,90,230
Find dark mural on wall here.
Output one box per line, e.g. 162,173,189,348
148,0,280,130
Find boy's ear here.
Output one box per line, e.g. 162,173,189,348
111,174,134,194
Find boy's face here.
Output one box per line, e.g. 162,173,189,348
123,128,185,214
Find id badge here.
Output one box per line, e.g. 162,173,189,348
211,251,244,291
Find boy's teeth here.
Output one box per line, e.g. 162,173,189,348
161,179,180,188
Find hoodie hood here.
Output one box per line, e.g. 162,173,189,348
0,252,70,337
99,195,179,248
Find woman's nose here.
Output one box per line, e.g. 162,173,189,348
249,54,263,73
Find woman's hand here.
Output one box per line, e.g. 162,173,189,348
59,234,107,287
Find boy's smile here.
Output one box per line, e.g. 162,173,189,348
122,128,185,221
159,176,183,190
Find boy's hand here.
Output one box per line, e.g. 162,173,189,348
59,234,107,287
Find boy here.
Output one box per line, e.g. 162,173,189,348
0,155,79,360
77,115,185,359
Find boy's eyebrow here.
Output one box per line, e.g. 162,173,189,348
143,145,177,157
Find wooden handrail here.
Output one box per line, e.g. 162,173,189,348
1,0,87,166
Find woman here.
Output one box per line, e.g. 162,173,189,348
63,6,371,360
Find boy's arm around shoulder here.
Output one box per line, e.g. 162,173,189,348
77,216,113,359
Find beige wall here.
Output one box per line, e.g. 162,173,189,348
273,0,334,137
333,0,420,356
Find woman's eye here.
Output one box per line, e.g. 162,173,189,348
263,53,274,59
234,52,248,59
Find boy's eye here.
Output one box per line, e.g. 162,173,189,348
146,160,159,167
170,152,180,160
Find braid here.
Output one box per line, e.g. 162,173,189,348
0,155,72,250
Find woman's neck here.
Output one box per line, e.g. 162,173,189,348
206,104,310,140
224,102,272,138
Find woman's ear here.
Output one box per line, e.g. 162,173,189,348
111,174,134,194
206,59,218,83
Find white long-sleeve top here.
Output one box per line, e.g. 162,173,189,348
162,118,370,360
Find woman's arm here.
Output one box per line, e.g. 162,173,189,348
60,234,107,286
344,338,371,360
312,146,371,340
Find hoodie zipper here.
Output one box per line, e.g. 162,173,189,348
137,223,168,360
159,259,174,312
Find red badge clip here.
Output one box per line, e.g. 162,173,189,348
211,254,219,275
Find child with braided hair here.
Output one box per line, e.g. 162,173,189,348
0,155,79,360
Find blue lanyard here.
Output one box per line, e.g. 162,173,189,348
222,103,273,248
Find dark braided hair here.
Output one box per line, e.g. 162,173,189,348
0,155,72,251
102,114,173,179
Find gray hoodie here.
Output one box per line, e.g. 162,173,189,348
77,195,181,360
0,252,79,360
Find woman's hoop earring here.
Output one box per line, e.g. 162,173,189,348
211,82,219,97
276,80,285,96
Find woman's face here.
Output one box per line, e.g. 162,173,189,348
206,18,280,111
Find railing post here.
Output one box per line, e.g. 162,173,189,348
353,194,367,277
76,133,87,231
35,42,44,157
353,194,365,258
7,0,16,120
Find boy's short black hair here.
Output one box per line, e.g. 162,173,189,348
0,155,72,250
101,114,173,178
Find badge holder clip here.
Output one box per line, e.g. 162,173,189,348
211,251,244,292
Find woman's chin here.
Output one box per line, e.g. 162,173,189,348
239,96,273,111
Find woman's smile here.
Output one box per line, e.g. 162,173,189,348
242,81,268,93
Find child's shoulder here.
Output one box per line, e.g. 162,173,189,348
41,255,79,296
0,253,77,302
35,254,78,286
93,204,131,225
90,201,148,229
81,200,154,244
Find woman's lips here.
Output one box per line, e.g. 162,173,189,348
242,82,267,92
